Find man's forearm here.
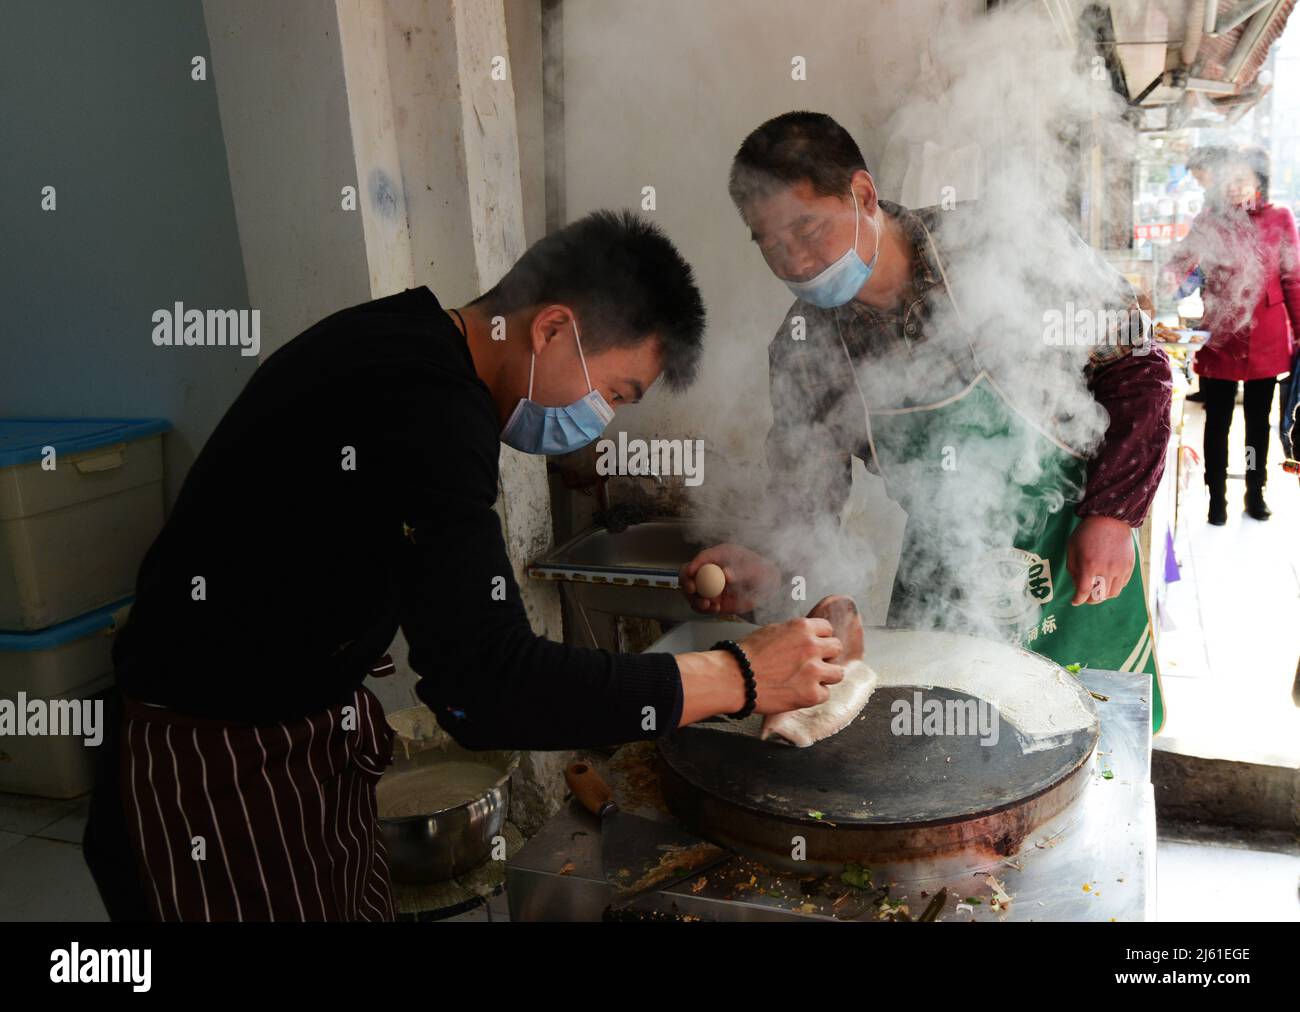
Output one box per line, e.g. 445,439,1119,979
676,650,745,726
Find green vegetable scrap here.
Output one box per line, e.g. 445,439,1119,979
841,863,873,890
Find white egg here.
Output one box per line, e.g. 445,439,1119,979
695,563,726,599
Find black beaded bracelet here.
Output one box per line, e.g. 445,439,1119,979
712,639,757,719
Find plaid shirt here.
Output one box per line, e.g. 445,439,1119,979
765,199,1173,534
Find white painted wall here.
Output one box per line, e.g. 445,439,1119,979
3,0,256,506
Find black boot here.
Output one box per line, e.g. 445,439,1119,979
1208,481,1228,526
1244,483,1272,521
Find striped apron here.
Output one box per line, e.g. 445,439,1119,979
118,686,396,921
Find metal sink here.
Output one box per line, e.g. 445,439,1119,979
533,520,700,578
529,519,702,623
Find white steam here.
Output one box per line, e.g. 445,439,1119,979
687,5,1146,645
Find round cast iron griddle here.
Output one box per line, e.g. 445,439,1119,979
658,684,1099,870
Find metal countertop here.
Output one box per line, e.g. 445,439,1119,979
506,669,1154,922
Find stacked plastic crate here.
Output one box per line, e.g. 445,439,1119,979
0,419,169,797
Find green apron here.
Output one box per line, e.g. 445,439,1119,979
834,237,1165,735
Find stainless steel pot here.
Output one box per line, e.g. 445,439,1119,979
377,712,519,884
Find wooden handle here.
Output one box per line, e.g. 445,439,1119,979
565,761,615,817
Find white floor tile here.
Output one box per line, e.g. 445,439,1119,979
1156,838,1300,922
0,791,84,837
33,799,89,844
0,836,108,921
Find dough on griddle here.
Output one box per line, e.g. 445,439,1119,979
759,593,876,748
760,659,878,747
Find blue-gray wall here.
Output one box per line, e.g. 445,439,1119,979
1,0,256,504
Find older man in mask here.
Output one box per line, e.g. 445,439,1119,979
683,112,1172,731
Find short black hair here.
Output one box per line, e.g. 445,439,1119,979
729,111,868,208
472,210,705,391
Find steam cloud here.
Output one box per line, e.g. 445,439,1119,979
686,6,1147,645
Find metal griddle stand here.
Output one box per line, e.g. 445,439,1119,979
506,668,1154,922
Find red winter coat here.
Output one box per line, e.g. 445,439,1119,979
1171,203,1300,381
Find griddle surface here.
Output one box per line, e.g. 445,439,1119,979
659,686,1097,825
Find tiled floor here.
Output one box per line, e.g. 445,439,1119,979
0,792,107,921
1155,835,1299,922
0,788,511,923
0,788,1293,922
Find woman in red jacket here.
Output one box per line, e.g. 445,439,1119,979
1172,147,1299,524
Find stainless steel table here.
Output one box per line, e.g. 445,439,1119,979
506,668,1154,922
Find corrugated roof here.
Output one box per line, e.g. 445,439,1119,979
1197,0,1296,89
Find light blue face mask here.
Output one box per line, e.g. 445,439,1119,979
782,190,880,309
500,319,615,455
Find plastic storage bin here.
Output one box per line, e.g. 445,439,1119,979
0,598,131,798
0,418,169,630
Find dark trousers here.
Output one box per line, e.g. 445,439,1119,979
1201,376,1278,492
83,688,154,920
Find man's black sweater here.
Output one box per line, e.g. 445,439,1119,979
112,286,684,748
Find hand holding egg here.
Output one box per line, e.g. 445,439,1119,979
680,545,780,615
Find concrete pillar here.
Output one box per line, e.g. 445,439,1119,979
366,0,567,835
201,0,374,355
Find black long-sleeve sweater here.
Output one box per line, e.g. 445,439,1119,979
113,286,684,748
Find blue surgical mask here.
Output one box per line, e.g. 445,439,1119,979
782,190,880,309
500,319,615,455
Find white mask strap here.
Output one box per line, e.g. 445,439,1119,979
572,319,594,392
529,320,592,401
850,187,883,268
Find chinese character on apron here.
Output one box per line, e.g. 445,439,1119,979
835,223,1165,734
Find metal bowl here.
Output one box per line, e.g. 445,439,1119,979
377,712,519,884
